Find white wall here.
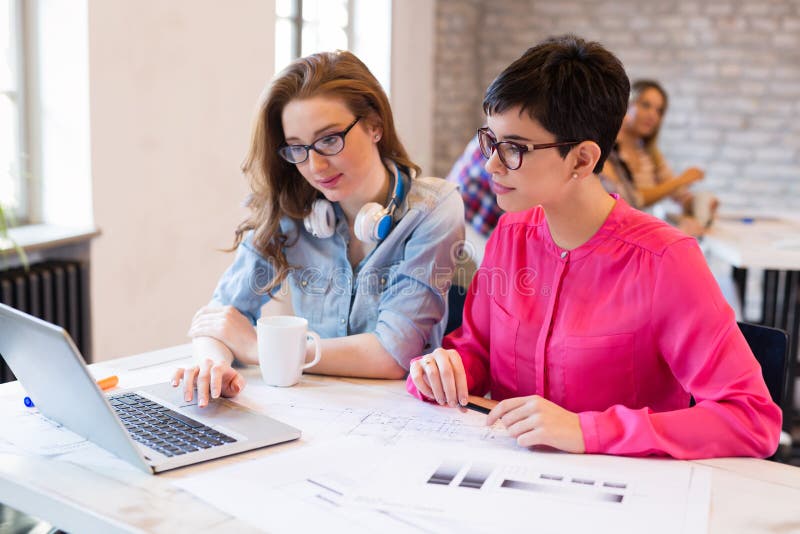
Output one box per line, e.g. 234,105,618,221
88,0,274,360
390,0,435,176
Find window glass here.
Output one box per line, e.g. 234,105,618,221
0,0,23,216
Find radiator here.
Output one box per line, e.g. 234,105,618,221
0,260,91,383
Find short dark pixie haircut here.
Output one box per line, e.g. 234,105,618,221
483,35,630,173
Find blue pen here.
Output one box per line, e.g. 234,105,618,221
23,396,35,408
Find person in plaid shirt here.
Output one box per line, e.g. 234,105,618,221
447,135,504,237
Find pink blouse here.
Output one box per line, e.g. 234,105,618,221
408,197,781,459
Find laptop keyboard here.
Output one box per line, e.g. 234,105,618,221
109,392,237,457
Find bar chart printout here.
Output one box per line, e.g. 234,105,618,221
174,413,710,534
342,441,710,534
426,459,627,502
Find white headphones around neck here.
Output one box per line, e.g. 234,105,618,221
303,163,407,243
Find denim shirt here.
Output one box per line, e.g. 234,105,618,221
211,176,465,369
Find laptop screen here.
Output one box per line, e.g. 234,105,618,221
0,303,149,471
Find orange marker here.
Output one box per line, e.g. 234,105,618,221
96,375,119,391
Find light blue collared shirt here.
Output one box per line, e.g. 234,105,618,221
211,176,465,369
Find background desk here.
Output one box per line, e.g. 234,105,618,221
704,216,800,449
1,346,799,533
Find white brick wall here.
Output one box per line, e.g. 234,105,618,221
433,0,800,213
432,0,483,174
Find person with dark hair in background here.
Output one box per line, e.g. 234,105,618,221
173,50,464,407
407,36,780,459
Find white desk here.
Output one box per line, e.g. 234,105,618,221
704,216,800,446
1,346,800,533
704,216,800,272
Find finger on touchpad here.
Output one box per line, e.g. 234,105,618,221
175,386,201,407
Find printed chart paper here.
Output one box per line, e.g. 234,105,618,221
173,376,710,533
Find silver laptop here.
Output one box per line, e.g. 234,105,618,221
0,303,300,474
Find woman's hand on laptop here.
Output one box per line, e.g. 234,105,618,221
187,305,258,364
172,358,246,408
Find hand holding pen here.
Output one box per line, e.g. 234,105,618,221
410,348,469,407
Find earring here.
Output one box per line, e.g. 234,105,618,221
571,172,579,179
374,135,381,141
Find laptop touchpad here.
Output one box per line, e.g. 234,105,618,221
136,381,215,409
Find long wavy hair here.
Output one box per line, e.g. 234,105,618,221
629,79,669,162
232,51,419,296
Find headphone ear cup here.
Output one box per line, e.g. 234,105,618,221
304,199,335,238
374,212,394,240
354,202,386,243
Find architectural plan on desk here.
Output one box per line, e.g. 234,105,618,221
225,375,518,448
171,377,711,534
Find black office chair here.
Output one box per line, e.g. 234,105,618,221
445,284,468,335
737,321,791,461
738,321,790,410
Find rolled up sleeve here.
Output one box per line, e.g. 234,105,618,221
373,188,465,369
211,233,275,325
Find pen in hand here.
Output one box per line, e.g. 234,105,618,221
463,395,498,416
465,402,491,414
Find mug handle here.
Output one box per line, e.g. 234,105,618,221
302,330,322,370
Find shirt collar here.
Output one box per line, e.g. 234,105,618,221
545,193,624,262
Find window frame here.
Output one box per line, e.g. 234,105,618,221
275,0,354,72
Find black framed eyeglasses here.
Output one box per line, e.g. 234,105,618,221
477,127,580,171
278,117,361,164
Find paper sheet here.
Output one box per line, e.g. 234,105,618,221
341,440,711,534
1,356,711,533
174,435,710,534
173,436,460,533
230,376,517,449
171,377,710,533
0,399,91,456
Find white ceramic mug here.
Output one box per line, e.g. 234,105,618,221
692,191,716,228
257,316,321,387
